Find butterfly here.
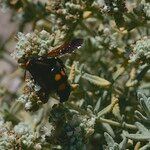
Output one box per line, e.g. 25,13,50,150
25,38,83,103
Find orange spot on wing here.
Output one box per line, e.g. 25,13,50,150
55,74,62,81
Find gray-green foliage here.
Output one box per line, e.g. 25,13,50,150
0,0,149,149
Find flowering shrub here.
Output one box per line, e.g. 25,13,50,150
0,0,149,149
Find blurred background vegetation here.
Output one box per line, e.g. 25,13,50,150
0,0,150,149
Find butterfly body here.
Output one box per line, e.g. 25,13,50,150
26,57,71,102
25,38,83,102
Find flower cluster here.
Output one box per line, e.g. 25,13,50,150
129,37,150,64
17,79,45,111
142,0,150,18
47,104,95,149
12,30,65,66
46,0,85,21
0,119,41,149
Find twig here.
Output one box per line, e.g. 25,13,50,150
97,117,137,130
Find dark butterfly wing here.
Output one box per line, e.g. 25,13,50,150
47,38,83,57
27,58,58,91
27,57,71,102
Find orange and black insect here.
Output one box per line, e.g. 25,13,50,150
25,39,83,102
